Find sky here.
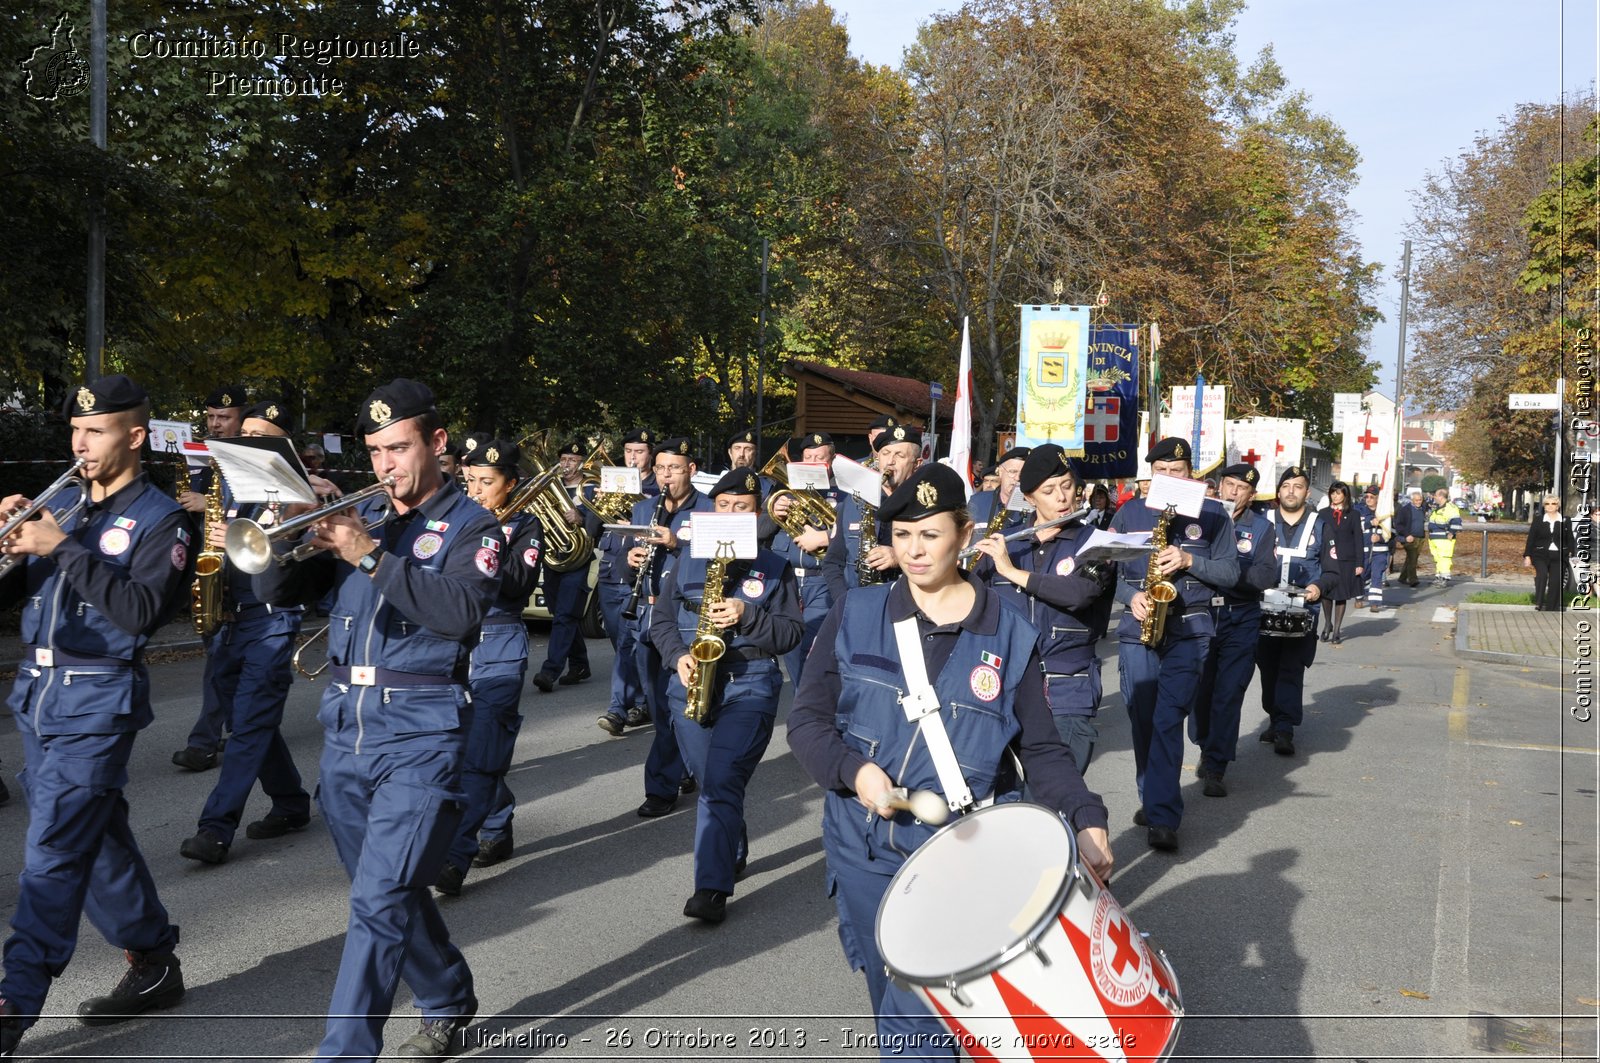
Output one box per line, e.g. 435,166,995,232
825,0,1598,408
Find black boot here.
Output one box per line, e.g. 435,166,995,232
77,950,185,1025
0,997,24,1058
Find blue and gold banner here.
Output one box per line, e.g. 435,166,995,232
1069,324,1139,481
1015,304,1091,452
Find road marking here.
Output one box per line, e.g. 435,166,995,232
1433,606,1456,624
1467,739,1600,756
1429,666,1472,1054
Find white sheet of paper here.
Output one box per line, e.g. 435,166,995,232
1005,489,1035,513
599,466,642,493
787,462,831,490
148,420,193,455
690,471,720,494
832,456,882,507
689,513,758,560
1145,473,1206,518
206,438,316,506
322,433,343,455
1074,528,1154,563
180,440,211,472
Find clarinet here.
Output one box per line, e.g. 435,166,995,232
621,495,669,622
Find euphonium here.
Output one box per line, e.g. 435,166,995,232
191,460,227,637
497,457,593,573
575,444,645,524
760,446,837,557
684,546,733,725
1139,504,1180,646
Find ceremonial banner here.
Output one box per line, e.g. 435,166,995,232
1340,409,1394,487
1226,418,1276,491
1015,304,1090,451
1071,325,1139,481
1267,417,1305,481
1167,385,1227,474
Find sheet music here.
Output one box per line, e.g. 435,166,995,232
831,456,882,508
148,420,193,454
1145,473,1206,518
1005,489,1035,514
206,437,316,506
690,471,720,494
689,513,758,560
787,462,831,490
600,466,642,493
1074,528,1154,563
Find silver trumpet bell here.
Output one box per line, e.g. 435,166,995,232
224,477,396,575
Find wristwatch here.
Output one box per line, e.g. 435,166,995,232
357,548,381,575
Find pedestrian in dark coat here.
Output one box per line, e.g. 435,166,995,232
1318,481,1365,644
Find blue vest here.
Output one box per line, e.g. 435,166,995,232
12,479,187,735
969,489,1027,535
821,583,1039,871
989,523,1102,675
1113,498,1231,641
1271,509,1325,620
1221,506,1275,607
625,489,710,597
669,549,790,677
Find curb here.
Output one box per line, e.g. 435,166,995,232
1454,605,1562,666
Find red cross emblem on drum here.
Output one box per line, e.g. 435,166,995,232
1088,891,1150,1007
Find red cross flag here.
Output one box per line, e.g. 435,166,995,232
1339,410,1394,486
1225,419,1277,497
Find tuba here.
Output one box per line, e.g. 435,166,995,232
191,460,226,637
498,447,600,573
760,445,837,557
684,544,733,725
1139,504,1179,646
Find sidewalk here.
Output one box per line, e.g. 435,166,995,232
1456,601,1594,665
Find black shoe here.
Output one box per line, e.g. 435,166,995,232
596,713,625,737
77,951,185,1025
734,855,747,877
683,888,728,924
625,705,650,727
0,776,10,807
637,795,677,818
1,997,24,1058
1132,807,1148,827
1331,632,1342,645
245,812,311,840
171,747,217,772
1146,826,1179,852
178,830,229,865
1201,773,1228,798
558,666,591,686
471,832,513,869
1274,732,1296,756
396,1005,476,1059
679,776,698,796
532,672,557,693
434,863,466,897
1318,629,1330,642
1258,729,1278,744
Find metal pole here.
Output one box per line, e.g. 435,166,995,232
1393,240,1412,495
755,237,768,442
85,0,107,383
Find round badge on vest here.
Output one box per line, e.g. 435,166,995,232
99,527,130,555
413,532,444,560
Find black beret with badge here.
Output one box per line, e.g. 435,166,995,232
559,441,585,458
709,469,761,498
205,385,247,410
879,462,966,523
727,428,757,449
1145,436,1191,464
655,436,694,461
996,447,1032,465
873,424,922,452
867,413,900,431
63,374,148,418
802,431,833,449
1218,462,1260,487
621,427,654,446
1019,444,1073,495
243,398,291,433
1278,465,1310,488
357,378,437,434
463,437,520,470
462,431,496,457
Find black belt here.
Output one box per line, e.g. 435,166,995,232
22,646,137,668
328,664,460,687
218,602,277,625
481,616,524,627
1209,597,1260,611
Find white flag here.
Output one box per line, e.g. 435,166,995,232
947,317,974,499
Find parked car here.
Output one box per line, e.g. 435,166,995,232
522,555,604,639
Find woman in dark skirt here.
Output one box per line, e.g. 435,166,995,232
1318,481,1366,644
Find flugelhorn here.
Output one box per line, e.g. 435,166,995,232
224,477,396,575
0,459,89,578
760,446,836,557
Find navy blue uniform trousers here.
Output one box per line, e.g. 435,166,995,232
1256,629,1318,737
539,567,590,678
1190,605,1260,777
633,603,687,799
781,573,832,687
599,580,644,717
1118,634,1209,829
449,621,529,870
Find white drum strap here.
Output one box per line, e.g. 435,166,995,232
892,617,975,814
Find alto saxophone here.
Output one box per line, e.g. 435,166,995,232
855,497,883,586
192,460,227,637
684,545,734,725
1139,504,1179,646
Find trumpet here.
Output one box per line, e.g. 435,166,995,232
224,478,396,575
0,459,89,578
292,623,332,680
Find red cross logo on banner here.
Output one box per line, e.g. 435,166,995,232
1274,438,1286,456
1084,395,1121,442
1357,428,1380,453
1240,448,1263,465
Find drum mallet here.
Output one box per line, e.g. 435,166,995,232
882,787,949,825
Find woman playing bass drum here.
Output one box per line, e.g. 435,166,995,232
786,462,1114,1062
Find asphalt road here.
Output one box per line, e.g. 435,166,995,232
0,579,1594,1061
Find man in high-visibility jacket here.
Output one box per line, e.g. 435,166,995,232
1425,488,1464,586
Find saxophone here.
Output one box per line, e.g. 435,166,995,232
855,497,883,586
1138,504,1179,646
684,546,733,725
191,460,226,637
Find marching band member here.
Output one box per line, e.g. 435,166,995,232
0,376,195,1056
1110,437,1236,852
435,438,546,895
970,445,1114,771
172,383,247,773
649,470,802,922
1255,466,1331,756
627,437,712,818
178,399,312,866
596,427,659,735
1357,485,1390,611
766,432,841,685
965,446,1030,546
1189,463,1278,797
822,424,922,600
253,379,494,1061
531,441,593,692
725,428,759,474
863,413,898,458
787,462,1112,1061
